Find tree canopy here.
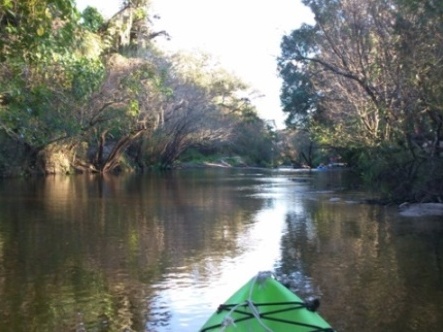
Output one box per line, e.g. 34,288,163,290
0,0,276,175
279,0,443,202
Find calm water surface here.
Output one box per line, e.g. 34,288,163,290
0,168,442,331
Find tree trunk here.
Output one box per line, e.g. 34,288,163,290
98,129,145,173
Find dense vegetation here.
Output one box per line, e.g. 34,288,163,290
278,0,443,202
1,0,442,202
0,0,275,176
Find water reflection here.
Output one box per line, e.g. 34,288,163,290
0,169,442,331
146,172,289,331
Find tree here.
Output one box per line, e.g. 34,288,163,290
0,0,102,171
0,0,274,176
72,53,170,173
281,1,411,146
144,52,250,168
279,0,443,201
0,0,78,62
394,0,443,155
80,6,105,33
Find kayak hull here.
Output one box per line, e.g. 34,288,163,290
199,271,334,332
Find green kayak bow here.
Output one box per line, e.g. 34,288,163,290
199,271,334,332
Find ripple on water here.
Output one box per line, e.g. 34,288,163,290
146,268,213,332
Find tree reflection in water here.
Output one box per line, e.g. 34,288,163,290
0,169,442,331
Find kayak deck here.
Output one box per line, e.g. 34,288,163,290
199,271,334,332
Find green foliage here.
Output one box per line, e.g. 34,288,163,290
80,6,105,33
128,100,140,117
229,118,274,167
179,148,213,164
0,53,106,151
354,145,430,202
134,7,147,20
278,63,320,128
122,63,156,95
0,0,79,62
278,0,443,201
0,0,276,175
81,6,105,33
70,58,105,100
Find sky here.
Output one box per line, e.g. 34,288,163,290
75,0,314,128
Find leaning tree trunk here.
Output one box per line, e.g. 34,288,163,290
99,129,145,173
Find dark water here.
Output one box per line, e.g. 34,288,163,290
0,168,442,331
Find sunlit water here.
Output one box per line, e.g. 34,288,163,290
0,168,442,331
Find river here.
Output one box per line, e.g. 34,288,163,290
0,168,442,331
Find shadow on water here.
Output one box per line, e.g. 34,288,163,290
0,168,442,331
275,170,443,331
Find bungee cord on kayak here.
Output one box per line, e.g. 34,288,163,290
218,300,274,332
218,272,275,331
199,271,335,332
